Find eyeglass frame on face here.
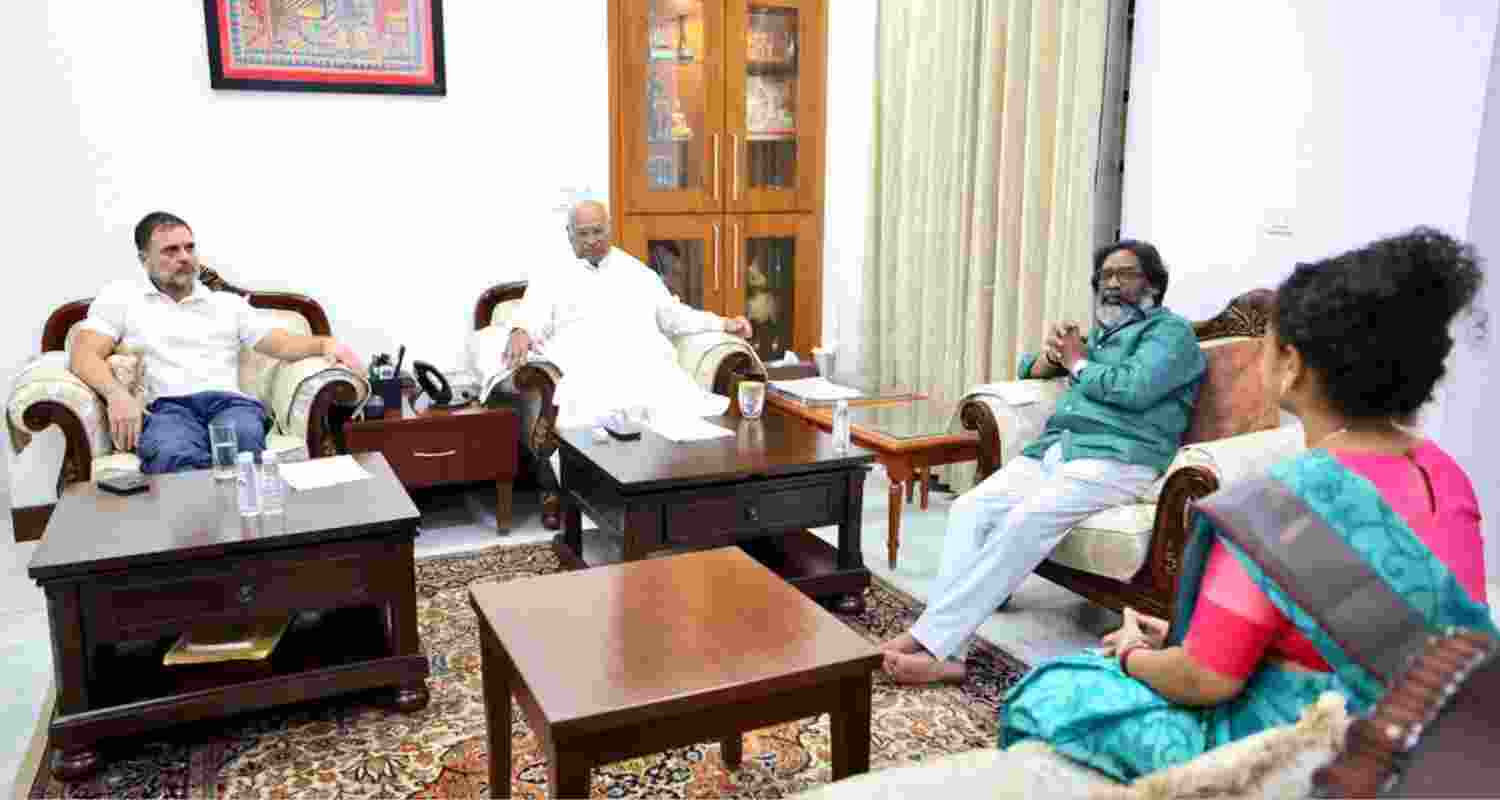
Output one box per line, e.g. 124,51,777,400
1098,266,1147,285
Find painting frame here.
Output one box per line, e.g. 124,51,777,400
204,0,446,96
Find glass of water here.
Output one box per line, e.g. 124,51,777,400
737,380,767,420
208,422,238,481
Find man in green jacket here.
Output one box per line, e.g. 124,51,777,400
883,241,1207,685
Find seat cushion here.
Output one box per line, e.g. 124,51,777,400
91,433,307,477
1182,337,1280,445
1046,504,1156,582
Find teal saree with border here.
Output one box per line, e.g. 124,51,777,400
1000,449,1497,782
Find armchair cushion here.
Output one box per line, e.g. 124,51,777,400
7,351,112,457
237,308,307,402
267,356,367,439
674,330,767,389
961,379,1068,460
1183,337,1280,445
1049,504,1158,582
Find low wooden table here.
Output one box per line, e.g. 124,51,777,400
767,393,978,569
470,547,882,798
554,412,876,613
344,398,519,529
28,453,429,781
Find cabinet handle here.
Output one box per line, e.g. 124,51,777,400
712,133,721,200
712,223,721,291
238,584,256,605
732,133,740,201
413,449,457,458
733,224,741,289
744,505,759,523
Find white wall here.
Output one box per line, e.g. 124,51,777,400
1456,26,1500,584
821,0,878,378
1123,0,1500,579
1123,0,1498,321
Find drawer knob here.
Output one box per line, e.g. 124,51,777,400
744,505,760,523
238,584,256,604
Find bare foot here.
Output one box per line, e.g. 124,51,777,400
879,632,923,656
883,651,966,685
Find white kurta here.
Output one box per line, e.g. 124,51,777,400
508,247,729,428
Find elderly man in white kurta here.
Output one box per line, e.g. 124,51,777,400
501,200,752,527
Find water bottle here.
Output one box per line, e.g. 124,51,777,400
236,451,260,517
832,399,851,453
259,451,285,516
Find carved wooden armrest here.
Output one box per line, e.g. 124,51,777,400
268,357,366,456
481,360,562,457
958,379,1067,481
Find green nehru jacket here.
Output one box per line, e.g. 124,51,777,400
1018,307,1207,474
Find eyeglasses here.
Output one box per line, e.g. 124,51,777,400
570,224,610,240
1098,267,1146,284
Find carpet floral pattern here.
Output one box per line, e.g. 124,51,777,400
30,543,1028,799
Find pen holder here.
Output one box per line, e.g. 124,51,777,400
371,378,403,419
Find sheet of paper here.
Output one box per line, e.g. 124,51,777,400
768,377,864,401
646,416,736,443
968,381,1044,406
278,454,372,491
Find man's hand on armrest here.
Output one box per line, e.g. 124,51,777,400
723,316,753,339
70,328,144,451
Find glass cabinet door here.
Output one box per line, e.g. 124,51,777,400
725,214,820,361
620,0,725,214
621,216,728,315
726,0,823,213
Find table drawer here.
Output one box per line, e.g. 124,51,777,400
664,477,843,547
376,429,470,488
83,540,394,640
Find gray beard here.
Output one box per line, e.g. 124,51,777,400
1095,291,1157,329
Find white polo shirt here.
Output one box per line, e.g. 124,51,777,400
79,275,284,402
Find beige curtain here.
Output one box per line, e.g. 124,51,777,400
861,0,1114,486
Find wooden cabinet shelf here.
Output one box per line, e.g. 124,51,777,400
611,0,827,363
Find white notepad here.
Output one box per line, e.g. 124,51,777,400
277,455,371,491
646,416,736,443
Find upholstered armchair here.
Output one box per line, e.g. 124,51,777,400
467,281,768,505
955,290,1305,621
6,266,368,542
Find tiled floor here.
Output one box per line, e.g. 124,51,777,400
6,472,1498,795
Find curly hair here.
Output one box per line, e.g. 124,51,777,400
1273,226,1483,420
1092,240,1169,301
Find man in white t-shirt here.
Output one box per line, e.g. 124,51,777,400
70,211,363,474
498,200,753,528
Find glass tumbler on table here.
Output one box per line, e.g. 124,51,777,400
737,379,767,420
209,421,238,481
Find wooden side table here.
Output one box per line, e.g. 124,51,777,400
344,400,520,529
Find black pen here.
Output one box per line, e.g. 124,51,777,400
393,345,406,379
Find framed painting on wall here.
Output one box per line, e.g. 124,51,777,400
204,0,446,95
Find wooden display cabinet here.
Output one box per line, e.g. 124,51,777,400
611,0,827,362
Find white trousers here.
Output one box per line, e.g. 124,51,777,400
910,443,1158,661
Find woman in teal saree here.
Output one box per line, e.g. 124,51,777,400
1001,227,1497,782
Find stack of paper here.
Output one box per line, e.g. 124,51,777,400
646,416,736,443
769,377,864,402
278,455,371,491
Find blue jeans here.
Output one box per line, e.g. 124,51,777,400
138,392,269,475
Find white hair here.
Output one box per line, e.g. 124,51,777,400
567,200,610,230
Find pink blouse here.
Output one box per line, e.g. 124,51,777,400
1184,440,1488,679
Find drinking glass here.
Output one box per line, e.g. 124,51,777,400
209,422,239,481
737,380,767,419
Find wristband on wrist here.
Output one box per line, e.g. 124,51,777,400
1119,641,1151,679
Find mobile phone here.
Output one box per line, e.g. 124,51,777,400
98,473,150,496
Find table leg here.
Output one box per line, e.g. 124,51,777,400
905,474,915,503
562,500,583,565
384,543,430,712
721,733,743,769
548,744,592,800
480,624,512,799
885,465,904,571
919,460,931,510
830,672,873,780
495,479,514,532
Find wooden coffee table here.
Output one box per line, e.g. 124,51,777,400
768,394,978,569
344,398,519,529
554,412,876,613
28,453,429,781
470,547,882,798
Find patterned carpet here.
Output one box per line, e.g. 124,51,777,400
28,543,1028,799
